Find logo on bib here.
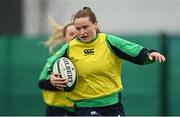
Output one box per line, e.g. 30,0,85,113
84,49,95,55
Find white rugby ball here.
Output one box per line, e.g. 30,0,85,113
53,57,77,92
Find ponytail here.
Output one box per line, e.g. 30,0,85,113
42,16,64,54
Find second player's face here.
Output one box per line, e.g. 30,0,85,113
74,17,97,42
64,25,77,42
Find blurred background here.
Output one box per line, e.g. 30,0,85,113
0,0,179,116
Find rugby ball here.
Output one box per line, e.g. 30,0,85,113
53,57,77,92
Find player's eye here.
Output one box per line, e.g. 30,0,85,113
69,32,75,36
76,27,80,31
82,25,88,29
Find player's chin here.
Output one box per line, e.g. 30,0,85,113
84,38,92,42
80,37,91,42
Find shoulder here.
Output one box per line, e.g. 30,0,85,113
55,43,69,55
102,34,126,46
106,34,124,41
98,33,124,41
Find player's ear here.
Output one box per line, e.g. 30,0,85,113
94,22,100,33
94,22,98,27
94,22,98,30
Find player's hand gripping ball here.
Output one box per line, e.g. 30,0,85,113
53,57,77,92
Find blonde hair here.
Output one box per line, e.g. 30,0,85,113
43,16,65,54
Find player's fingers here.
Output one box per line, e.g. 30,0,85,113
162,55,166,62
158,55,166,62
55,84,67,88
158,56,162,62
54,78,68,84
51,75,65,81
53,82,67,87
59,77,68,81
52,74,62,78
155,55,159,61
60,79,68,84
53,81,67,85
149,55,153,60
51,78,61,83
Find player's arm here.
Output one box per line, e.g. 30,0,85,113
38,44,69,91
106,35,165,65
